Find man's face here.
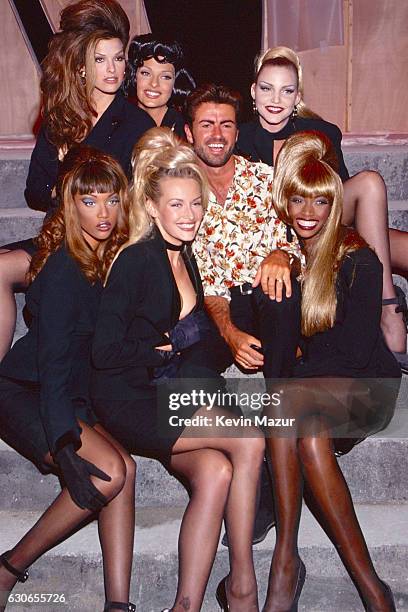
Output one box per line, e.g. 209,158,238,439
185,102,238,168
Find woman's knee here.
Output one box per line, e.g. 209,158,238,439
297,435,334,472
353,169,386,198
96,451,127,500
0,250,30,288
190,452,233,495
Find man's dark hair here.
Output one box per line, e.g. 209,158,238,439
185,83,242,126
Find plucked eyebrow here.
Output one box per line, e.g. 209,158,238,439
259,80,296,88
94,51,124,57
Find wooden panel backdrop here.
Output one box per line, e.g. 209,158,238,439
0,0,150,139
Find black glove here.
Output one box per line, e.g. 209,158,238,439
169,311,208,352
55,443,111,512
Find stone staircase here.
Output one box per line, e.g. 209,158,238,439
0,140,407,611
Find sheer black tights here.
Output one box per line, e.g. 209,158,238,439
0,422,136,612
264,416,393,612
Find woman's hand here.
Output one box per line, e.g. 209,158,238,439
55,443,111,512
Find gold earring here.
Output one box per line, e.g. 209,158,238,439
291,105,298,119
252,99,257,114
80,69,86,80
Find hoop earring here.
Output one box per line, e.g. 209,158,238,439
252,99,258,114
291,105,298,119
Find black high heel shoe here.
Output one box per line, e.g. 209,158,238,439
216,576,229,611
288,559,306,612
103,602,136,611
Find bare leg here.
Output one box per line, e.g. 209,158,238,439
0,250,30,360
170,409,265,612
168,449,232,612
0,422,133,612
343,171,406,352
300,430,394,611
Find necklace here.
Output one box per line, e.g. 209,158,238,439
164,239,183,251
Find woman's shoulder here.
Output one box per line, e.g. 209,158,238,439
296,116,343,140
117,94,155,131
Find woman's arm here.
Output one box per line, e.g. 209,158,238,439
37,254,83,455
24,127,59,212
92,248,168,370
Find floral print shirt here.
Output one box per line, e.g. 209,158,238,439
193,155,302,300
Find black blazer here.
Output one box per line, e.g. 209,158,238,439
91,230,204,401
0,247,102,453
294,247,400,378
25,92,155,212
237,117,349,182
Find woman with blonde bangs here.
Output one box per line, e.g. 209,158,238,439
237,45,407,365
0,0,153,361
0,146,138,612
92,127,265,612
260,131,400,612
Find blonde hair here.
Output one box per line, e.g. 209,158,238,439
254,46,320,119
109,127,209,272
273,132,365,336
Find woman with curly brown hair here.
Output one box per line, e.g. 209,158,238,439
0,146,137,612
0,0,153,360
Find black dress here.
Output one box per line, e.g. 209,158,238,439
136,104,186,139
237,117,349,182
0,247,101,471
91,230,207,459
293,246,401,454
3,92,154,253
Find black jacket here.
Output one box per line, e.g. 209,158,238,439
91,230,204,400
0,247,102,453
237,117,349,182
25,92,154,212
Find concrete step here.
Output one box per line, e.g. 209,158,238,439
0,142,407,208
1,503,407,611
0,378,407,510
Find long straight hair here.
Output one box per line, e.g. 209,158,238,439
273,132,365,336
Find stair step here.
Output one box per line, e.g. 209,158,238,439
0,380,407,510
0,208,44,245
1,504,407,611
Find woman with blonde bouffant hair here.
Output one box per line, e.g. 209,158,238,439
0,0,153,362
260,131,400,612
237,45,408,364
0,146,139,612
92,127,265,612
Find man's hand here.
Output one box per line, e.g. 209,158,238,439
224,326,264,370
252,249,292,302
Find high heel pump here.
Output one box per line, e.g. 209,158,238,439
103,602,136,611
216,576,229,611
289,559,306,612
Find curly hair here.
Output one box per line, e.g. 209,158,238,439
124,34,195,109
273,131,366,336
41,0,129,152
29,146,129,285
185,83,242,126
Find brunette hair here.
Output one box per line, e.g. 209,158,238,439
29,146,129,284
125,34,195,108
254,46,320,120
41,0,129,152
273,131,366,336
185,83,242,126
108,127,208,272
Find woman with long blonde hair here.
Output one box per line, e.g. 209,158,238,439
92,127,265,612
261,131,400,612
0,146,137,612
237,45,407,364
0,0,153,361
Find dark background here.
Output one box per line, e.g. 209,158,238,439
144,0,262,120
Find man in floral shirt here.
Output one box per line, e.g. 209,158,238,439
184,83,302,376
